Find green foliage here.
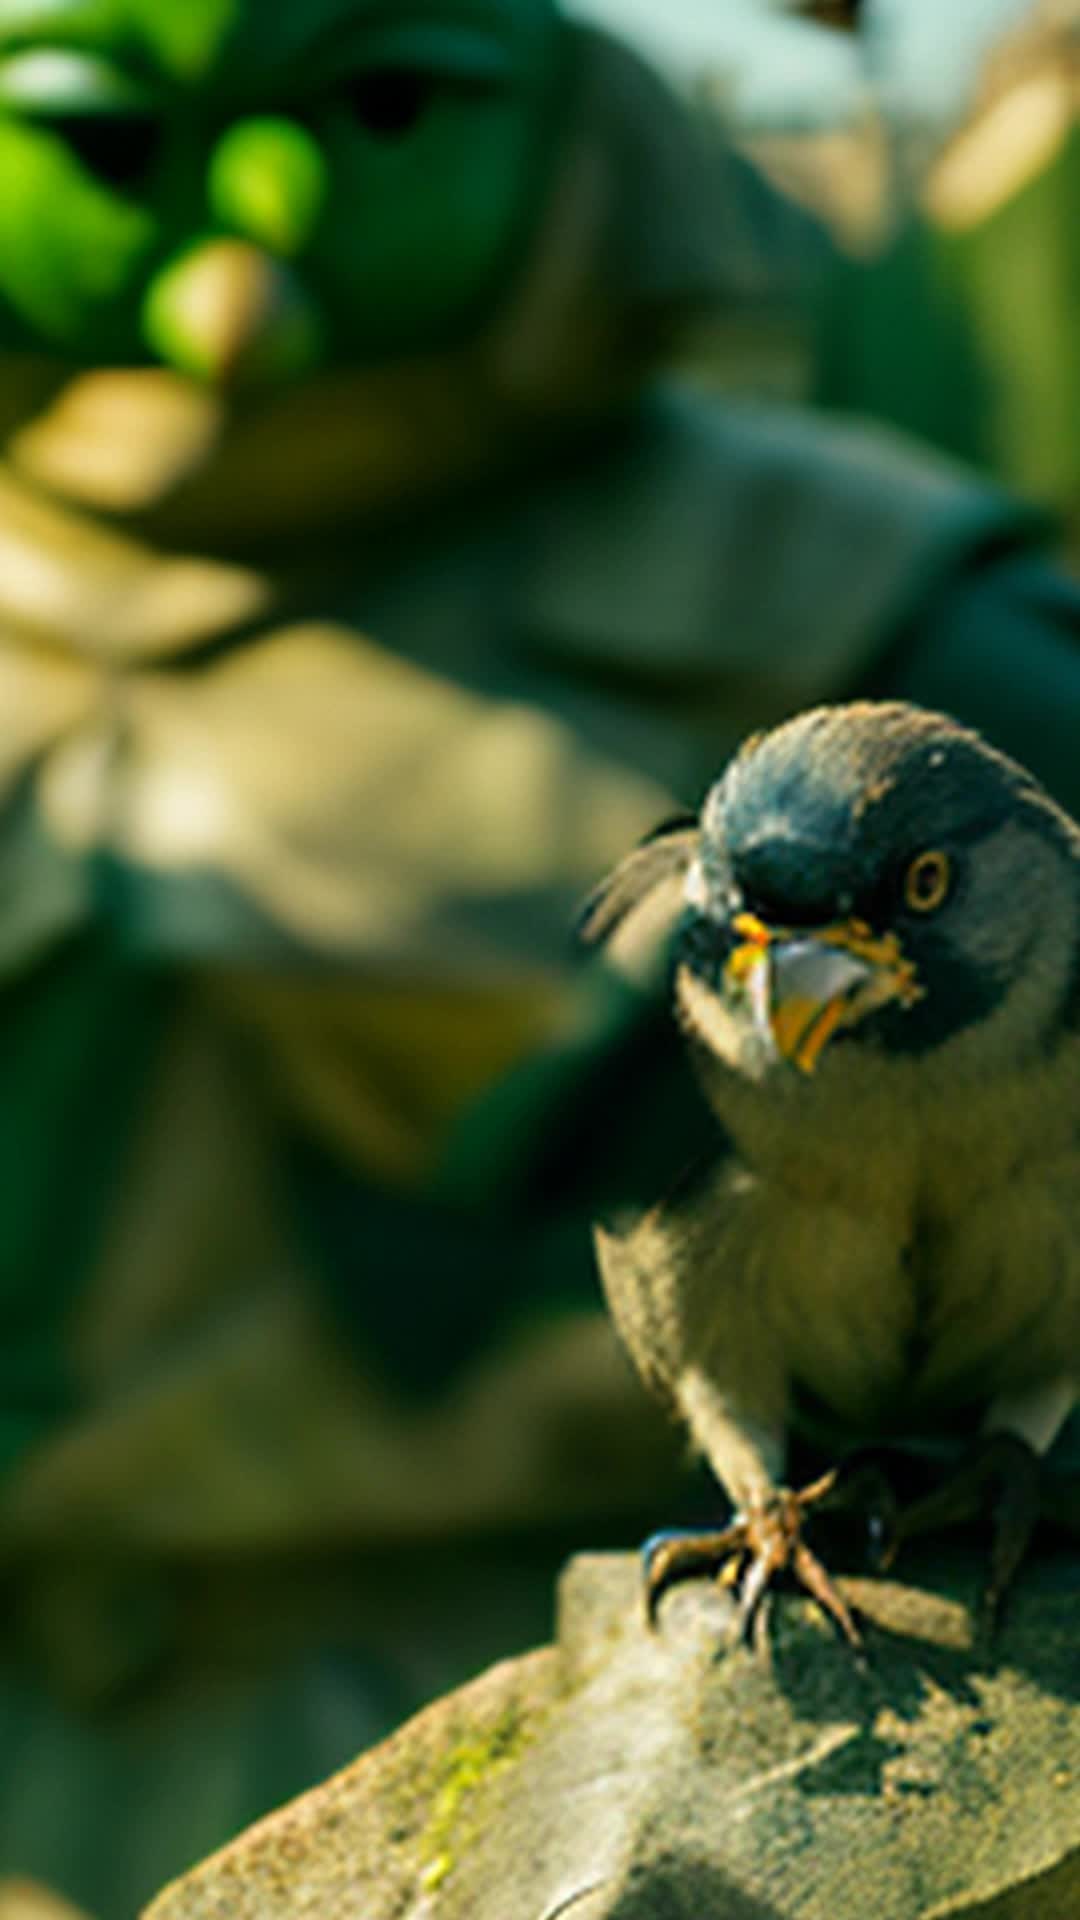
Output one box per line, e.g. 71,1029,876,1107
0,0,563,371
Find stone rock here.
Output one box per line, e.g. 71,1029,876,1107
146,1545,1080,1920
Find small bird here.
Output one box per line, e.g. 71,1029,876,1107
583,700,1080,1648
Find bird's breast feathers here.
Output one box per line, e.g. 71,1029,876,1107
692,1033,1080,1433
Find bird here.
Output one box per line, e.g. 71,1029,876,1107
581,699,1080,1649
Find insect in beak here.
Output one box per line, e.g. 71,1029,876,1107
724,912,922,1072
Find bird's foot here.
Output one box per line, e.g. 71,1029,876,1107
884,1431,1042,1642
643,1470,863,1653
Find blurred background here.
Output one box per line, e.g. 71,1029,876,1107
0,1,1079,1914
584,0,1080,530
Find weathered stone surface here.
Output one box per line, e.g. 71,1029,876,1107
146,1546,1080,1920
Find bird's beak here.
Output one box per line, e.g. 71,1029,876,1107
724,912,922,1073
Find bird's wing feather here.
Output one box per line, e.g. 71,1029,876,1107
578,818,699,984
594,1149,739,1403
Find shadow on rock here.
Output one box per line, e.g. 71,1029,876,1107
610,1853,784,1919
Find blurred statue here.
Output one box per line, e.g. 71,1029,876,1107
1,0,1080,1911
665,0,1080,531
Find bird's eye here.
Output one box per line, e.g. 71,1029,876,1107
903,849,951,913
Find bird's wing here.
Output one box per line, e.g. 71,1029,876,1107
578,817,699,984
594,1149,737,1403
594,1141,795,1518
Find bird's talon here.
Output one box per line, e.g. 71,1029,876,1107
641,1523,747,1625
640,1478,862,1651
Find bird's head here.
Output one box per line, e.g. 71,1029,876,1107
584,702,1080,1087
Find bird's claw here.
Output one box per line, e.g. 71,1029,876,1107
643,1471,864,1654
